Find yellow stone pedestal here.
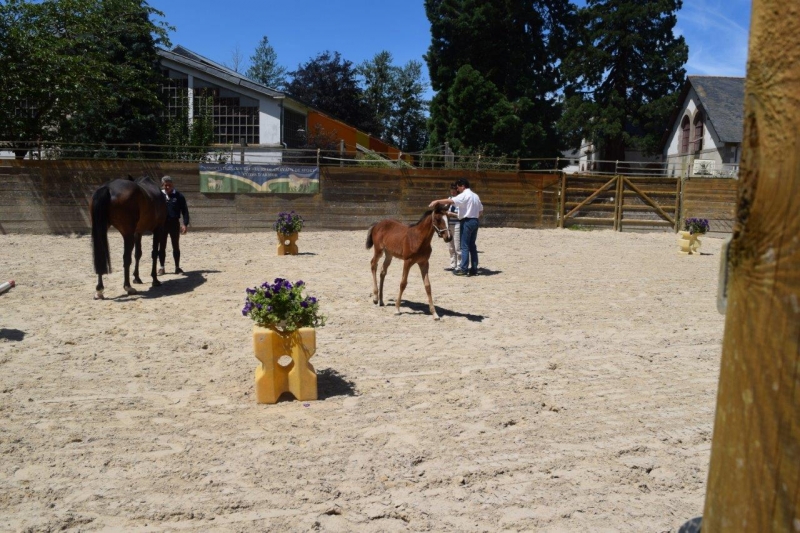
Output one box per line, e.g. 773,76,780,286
677,230,701,255
253,326,317,404
277,232,299,255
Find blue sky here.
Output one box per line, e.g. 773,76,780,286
149,0,752,91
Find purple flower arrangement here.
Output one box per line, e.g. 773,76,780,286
242,278,325,332
683,218,710,235
274,211,304,235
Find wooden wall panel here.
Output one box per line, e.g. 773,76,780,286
682,177,738,233
0,161,561,234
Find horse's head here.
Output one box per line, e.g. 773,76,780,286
431,204,452,243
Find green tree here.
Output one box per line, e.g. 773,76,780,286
245,36,287,89
358,51,429,152
286,51,379,136
388,60,429,153
0,0,171,157
358,51,395,141
559,0,688,163
424,0,575,159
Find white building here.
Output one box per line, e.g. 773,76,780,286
662,76,744,178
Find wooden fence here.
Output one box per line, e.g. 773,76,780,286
0,161,561,234
559,174,737,233
0,160,737,235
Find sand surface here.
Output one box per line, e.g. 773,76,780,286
0,228,726,532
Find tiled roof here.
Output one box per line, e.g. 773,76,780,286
689,76,744,144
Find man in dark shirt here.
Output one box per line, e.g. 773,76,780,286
158,176,190,275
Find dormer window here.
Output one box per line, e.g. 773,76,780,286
680,116,691,154
693,114,704,152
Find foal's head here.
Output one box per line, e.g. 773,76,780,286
431,204,452,243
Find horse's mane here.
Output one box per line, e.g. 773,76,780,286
410,210,434,227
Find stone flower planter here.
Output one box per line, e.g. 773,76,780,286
677,230,702,255
252,325,317,404
276,232,299,255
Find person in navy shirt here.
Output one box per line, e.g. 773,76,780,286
158,176,190,275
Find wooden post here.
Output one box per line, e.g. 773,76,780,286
339,140,344,167
558,172,567,228
701,1,800,531
316,148,320,167
674,176,682,233
613,176,623,231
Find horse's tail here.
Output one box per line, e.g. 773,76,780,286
91,184,112,275
366,224,376,249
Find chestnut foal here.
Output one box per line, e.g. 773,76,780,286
366,205,452,320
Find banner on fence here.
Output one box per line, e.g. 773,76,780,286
199,163,319,193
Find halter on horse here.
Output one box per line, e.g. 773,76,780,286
90,176,166,299
365,204,452,320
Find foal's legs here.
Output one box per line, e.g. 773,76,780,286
377,251,393,306
418,260,439,320
122,233,137,295
370,247,381,304
132,233,143,284
395,259,413,315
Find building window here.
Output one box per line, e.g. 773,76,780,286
161,74,260,146
198,89,259,146
680,116,691,154
693,114,704,152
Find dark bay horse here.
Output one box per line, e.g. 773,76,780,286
366,205,452,320
90,176,166,299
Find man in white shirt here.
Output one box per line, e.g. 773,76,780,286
429,178,483,276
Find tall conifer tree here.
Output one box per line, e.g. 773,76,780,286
559,0,688,163
246,36,287,89
424,0,575,158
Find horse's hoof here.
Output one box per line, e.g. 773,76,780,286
93,292,105,300
395,310,401,315
433,316,441,321
124,286,137,295
152,280,162,287
133,277,143,284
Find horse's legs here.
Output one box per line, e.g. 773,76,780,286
418,260,439,320
132,233,143,284
395,259,413,315
122,234,137,295
370,247,382,304
151,228,163,287
378,251,393,307
95,275,105,300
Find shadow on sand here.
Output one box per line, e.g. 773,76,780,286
273,368,358,403
0,328,25,342
393,300,485,322
110,269,220,301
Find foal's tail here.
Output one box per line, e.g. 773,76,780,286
365,224,376,249
91,184,112,275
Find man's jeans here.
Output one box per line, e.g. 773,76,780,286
459,218,479,273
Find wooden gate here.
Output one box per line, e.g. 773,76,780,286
558,174,680,231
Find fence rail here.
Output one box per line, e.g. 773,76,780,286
1,140,740,178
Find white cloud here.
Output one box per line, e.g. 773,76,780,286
678,0,750,76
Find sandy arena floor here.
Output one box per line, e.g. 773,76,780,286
0,228,726,532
